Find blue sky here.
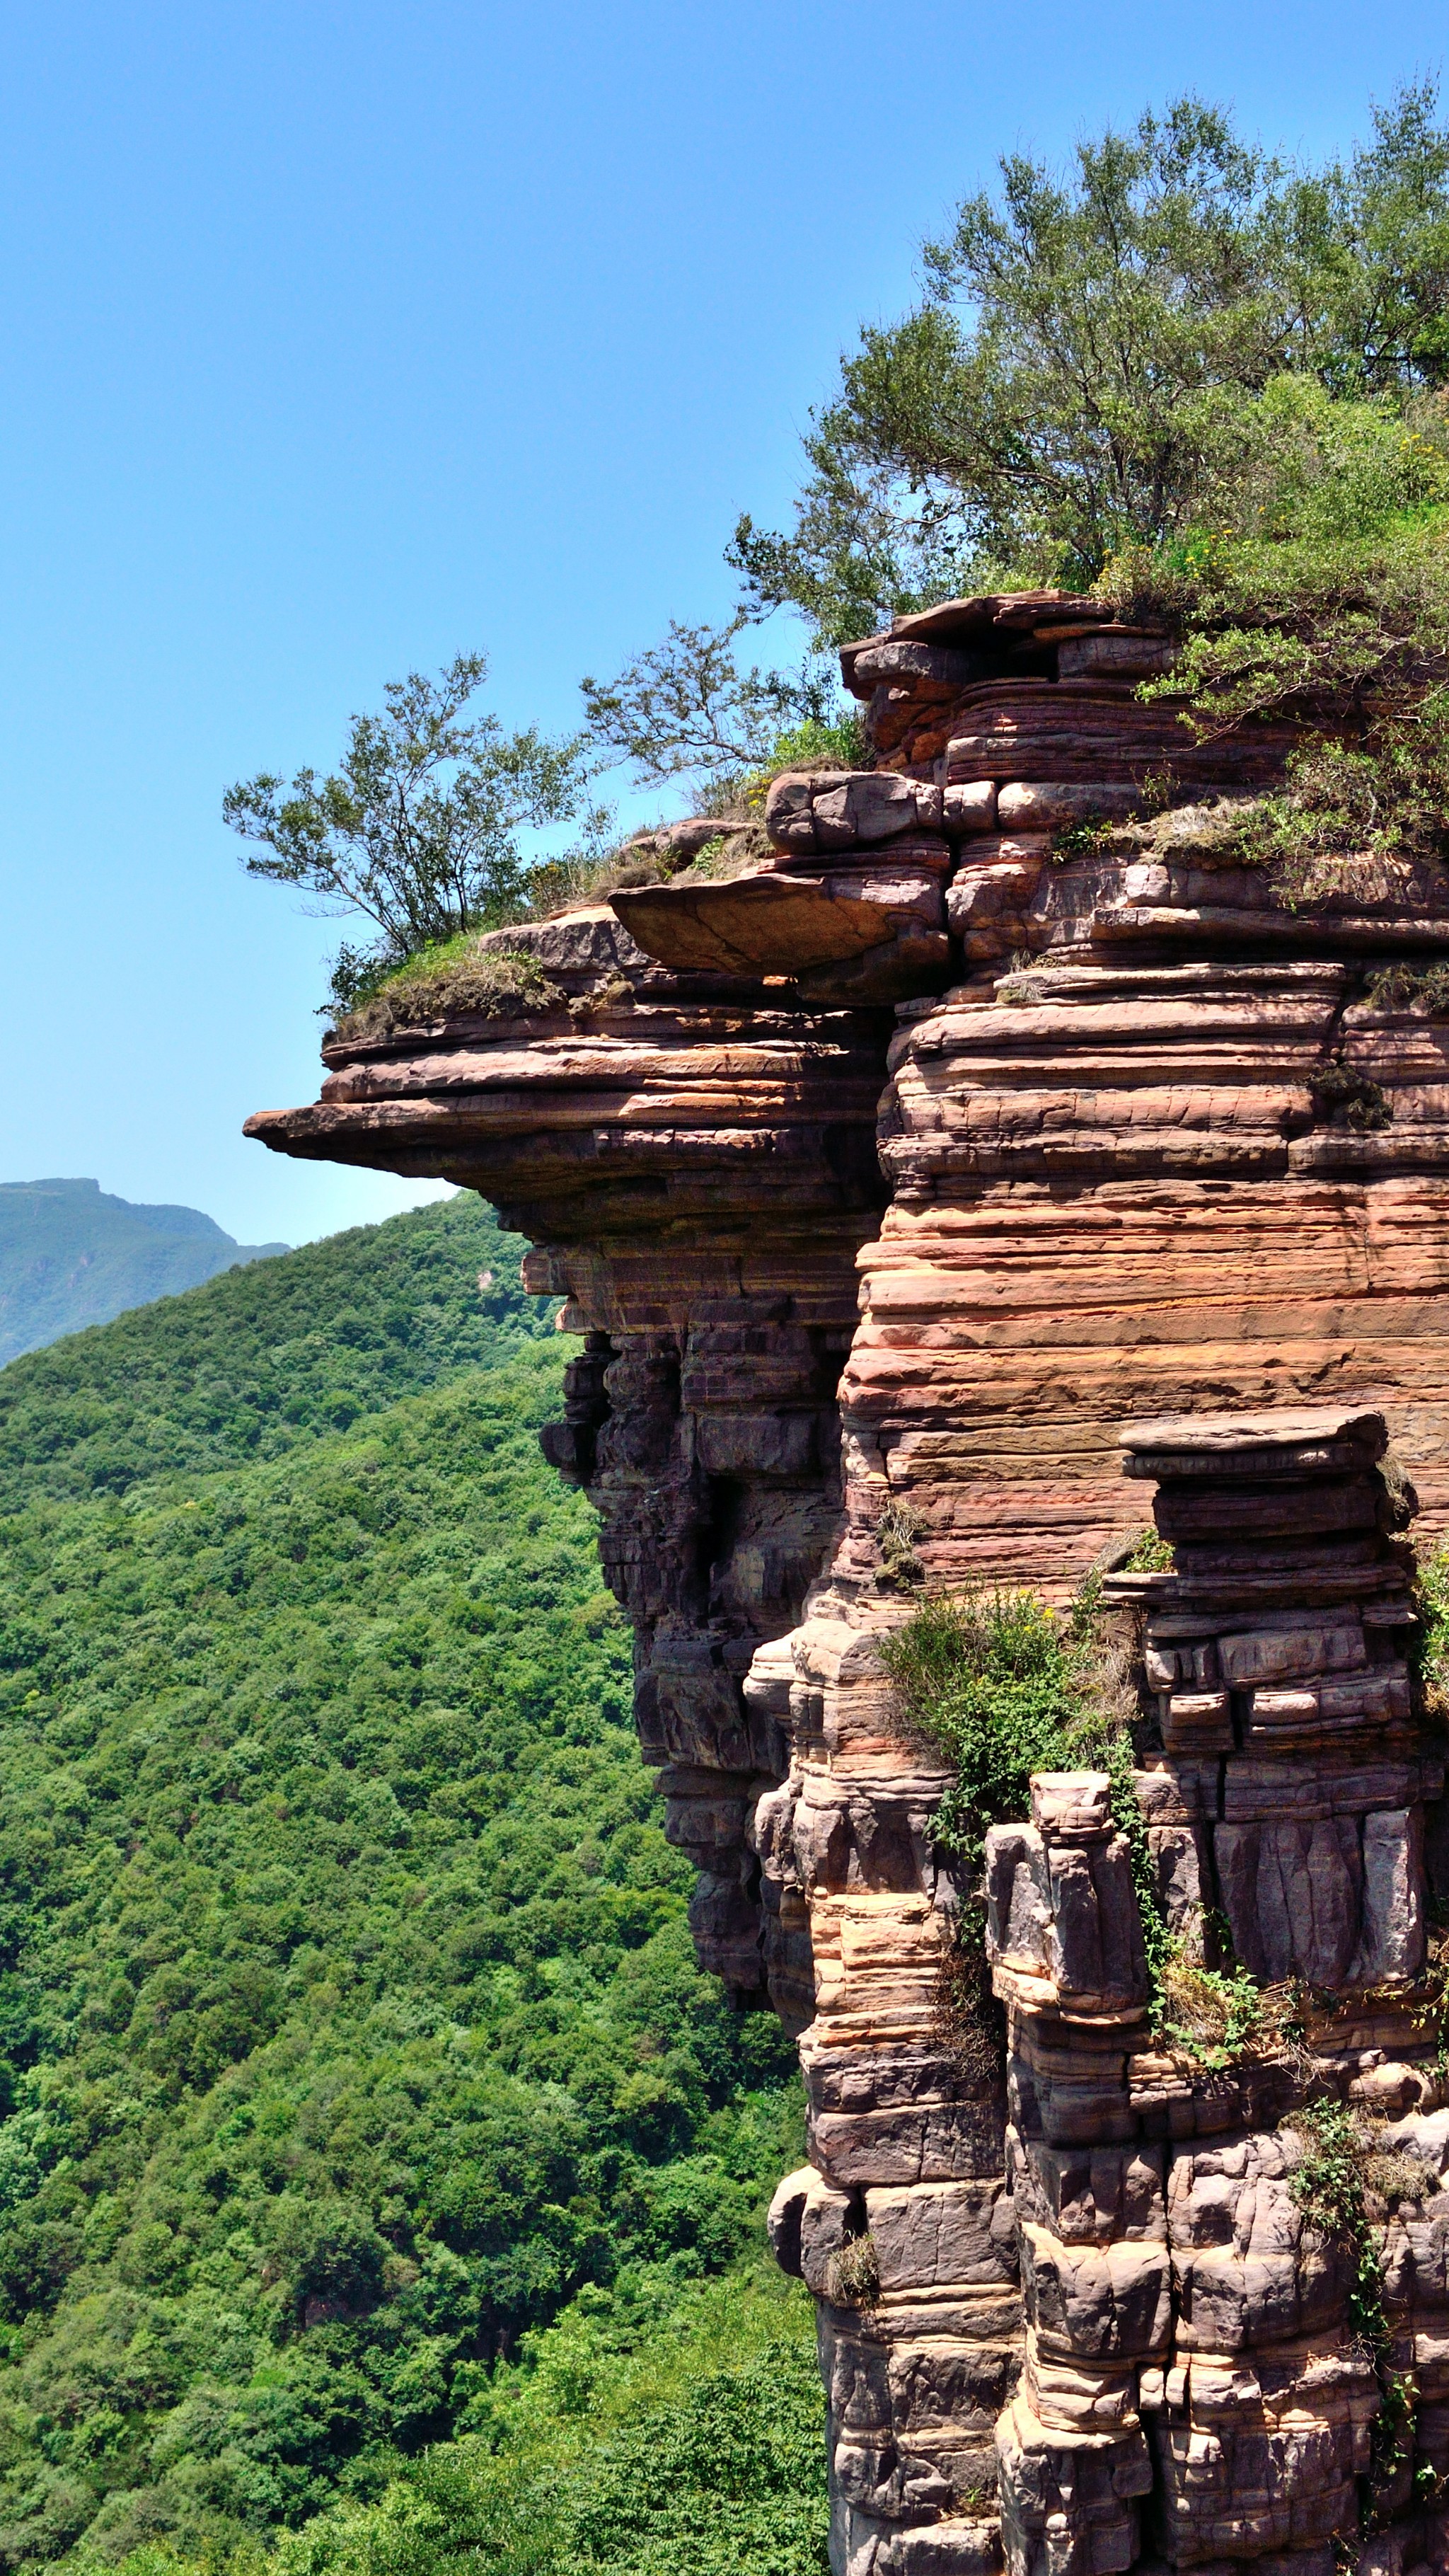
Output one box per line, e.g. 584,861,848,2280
2,0,1445,1244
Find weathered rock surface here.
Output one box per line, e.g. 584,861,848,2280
248,916,892,2004
611,858,952,1002
246,590,1449,2573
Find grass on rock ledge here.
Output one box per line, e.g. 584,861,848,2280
328,709,867,1041
332,945,565,1042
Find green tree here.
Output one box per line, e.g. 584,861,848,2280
579,616,853,803
728,84,1449,640
1295,79,1449,397
224,655,594,1010
581,616,795,786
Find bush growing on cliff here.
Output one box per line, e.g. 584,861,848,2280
879,1582,1271,2071
877,1584,1133,2076
224,655,606,1014
1095,375,1449,900
226,638,870,1016
879,1582,1130,1875
579,620,863,808
579,615,809,792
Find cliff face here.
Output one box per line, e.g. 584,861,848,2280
248,592,1449,2576
249,915,891,2008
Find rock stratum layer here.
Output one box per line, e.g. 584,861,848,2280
248,590,1449,2574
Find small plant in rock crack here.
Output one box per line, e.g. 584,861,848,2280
1412,1539,1449,1728
826,2233,880,2308
1156,1957,1269,2066
1119,1524,1175,1571
932,1924,1005,2085
953,2478,1000,2513
1051,813,1128,862
876,1498,926,1590
1135,767,1181,817
1413,1901,1449,2071
1104,1731,1248,2062
1284,2095,1438,2527
1309,1054,1393,1130
1104,1733,1296,2067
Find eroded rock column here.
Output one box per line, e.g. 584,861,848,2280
768,1403,1449,2575
987,1406,1449,2576
765,1599,1018,2576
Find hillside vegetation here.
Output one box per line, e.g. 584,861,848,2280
0,1198,824,2573
0,1184,286,1373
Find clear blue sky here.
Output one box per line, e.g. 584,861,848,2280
1,0,1443,1245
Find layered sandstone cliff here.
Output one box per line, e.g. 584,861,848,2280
248,590,1449,2576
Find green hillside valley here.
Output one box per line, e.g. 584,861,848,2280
0,1184,289,1371
0,1197,826,2576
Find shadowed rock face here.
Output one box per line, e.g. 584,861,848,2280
248,592,1449,2575
248,908,894,2009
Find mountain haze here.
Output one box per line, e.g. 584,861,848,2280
0,1179,289,1366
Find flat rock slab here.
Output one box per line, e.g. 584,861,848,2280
1119,1408,1388,1479
612,870,940,977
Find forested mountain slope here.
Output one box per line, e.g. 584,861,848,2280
0,1200,823,2572
0,1183,287,1369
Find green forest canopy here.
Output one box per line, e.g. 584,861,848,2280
729,81,1449,636
0,1197,825,2575
575,79,1449,888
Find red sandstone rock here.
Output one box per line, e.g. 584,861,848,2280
610,865,947,978
246,596,1449,2576
765,767,945,851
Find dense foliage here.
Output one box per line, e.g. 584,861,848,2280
275,2273,827,2576
0,1197,553,1507
730,81,1449,636
1096,375,1449,900
0,1198,818,2570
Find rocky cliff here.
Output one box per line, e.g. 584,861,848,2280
248,590,1449,2576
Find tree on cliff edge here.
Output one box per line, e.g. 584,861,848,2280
727,82,1449,640
225,652,593,1009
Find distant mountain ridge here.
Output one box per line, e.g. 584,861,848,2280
0,1176,288,1366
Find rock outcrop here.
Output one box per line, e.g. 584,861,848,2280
248,590,1449,2573
988,1407,1444,2576
248,907,891,2003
